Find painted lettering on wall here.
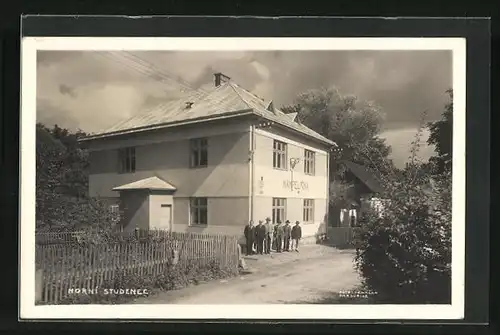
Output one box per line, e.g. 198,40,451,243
283,180,309,191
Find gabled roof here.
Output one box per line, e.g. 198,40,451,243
81,81,336,147
112,176,177,191
340,160,384,194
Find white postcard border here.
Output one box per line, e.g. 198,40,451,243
20,37,466,320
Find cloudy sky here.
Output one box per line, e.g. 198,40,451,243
36,50,452,168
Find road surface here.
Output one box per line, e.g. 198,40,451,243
133,244,361,304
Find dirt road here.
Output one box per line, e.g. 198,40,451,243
134,245,361,304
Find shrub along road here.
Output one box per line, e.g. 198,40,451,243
133,244,361,304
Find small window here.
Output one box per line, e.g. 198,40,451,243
273,140,288,169
109,205,120,223
303,199,314,223
190,138,208,168
304,149,315,175
118,147,136,173
272,198,287,223
109,204,119,214
190,198,208,225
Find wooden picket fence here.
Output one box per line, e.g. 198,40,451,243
35,231,239,304
36,231,87,244
35,227,125,245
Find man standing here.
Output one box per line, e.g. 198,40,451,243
291,221,302,252
274,221,284,253
283,220,292,252
243,220,255,255
264,217,274,254
349,203,358,227
263,219,270,253
255,220,266,255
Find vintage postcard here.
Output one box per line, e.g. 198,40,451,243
20,36,466,320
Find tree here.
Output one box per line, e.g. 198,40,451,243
281,86,395,180
427,89,453,173
37,123,90,199
282,87,396,217
36,123,115,232
353,122,452,304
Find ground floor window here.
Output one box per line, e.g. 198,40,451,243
303,199,314,223
272,198,286,223
190,197,208,225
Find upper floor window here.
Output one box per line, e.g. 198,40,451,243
273,140,288,169
304,149,315,175
190,138,208,168
190,197,208,225
118,147,136,173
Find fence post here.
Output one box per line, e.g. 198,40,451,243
35,269,43,303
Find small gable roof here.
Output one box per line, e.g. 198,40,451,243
340,160,384,194
81,81,336,147
112,176,177,192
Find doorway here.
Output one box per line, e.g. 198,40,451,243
158,204,172,231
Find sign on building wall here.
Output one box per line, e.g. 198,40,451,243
282,180,309,191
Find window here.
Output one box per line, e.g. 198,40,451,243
109,204,119,214
272,198,286,224
190,138,208,168
303,199,314,223
304,149,315,175
109,205,120,223
118,147,136,173
273,140,287,169
190,198,208,225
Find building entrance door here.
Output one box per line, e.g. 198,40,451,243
159,204,172,231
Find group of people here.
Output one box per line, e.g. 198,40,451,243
243,217,302,256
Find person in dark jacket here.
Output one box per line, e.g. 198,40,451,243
254,220,267,254
243,220,255,255
274,221,284,252
283,220,292,252
264,217,274,254
291,221,302,252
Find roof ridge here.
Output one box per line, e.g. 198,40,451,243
228,82,253,110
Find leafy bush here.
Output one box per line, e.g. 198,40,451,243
353,113,452,303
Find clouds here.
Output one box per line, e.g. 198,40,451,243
380,127,436,168
36,49,451,164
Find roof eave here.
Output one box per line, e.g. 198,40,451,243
79,109,254,143
113,187,176,192
262,118,337,147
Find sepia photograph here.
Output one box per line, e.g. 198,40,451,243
20,36,466,320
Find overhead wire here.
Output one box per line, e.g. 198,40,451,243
121,51,210,95
92,51,207,98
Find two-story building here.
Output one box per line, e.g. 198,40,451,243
80,73,337,242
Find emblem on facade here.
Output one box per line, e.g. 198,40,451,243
259,176,264,194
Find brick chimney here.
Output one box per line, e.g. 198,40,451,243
214,72,231,87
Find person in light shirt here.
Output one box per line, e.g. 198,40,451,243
340,202,358,227
264,217,274,254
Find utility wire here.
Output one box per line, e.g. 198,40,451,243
93,51,206,98
122,51,210,95
117,51,208,94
